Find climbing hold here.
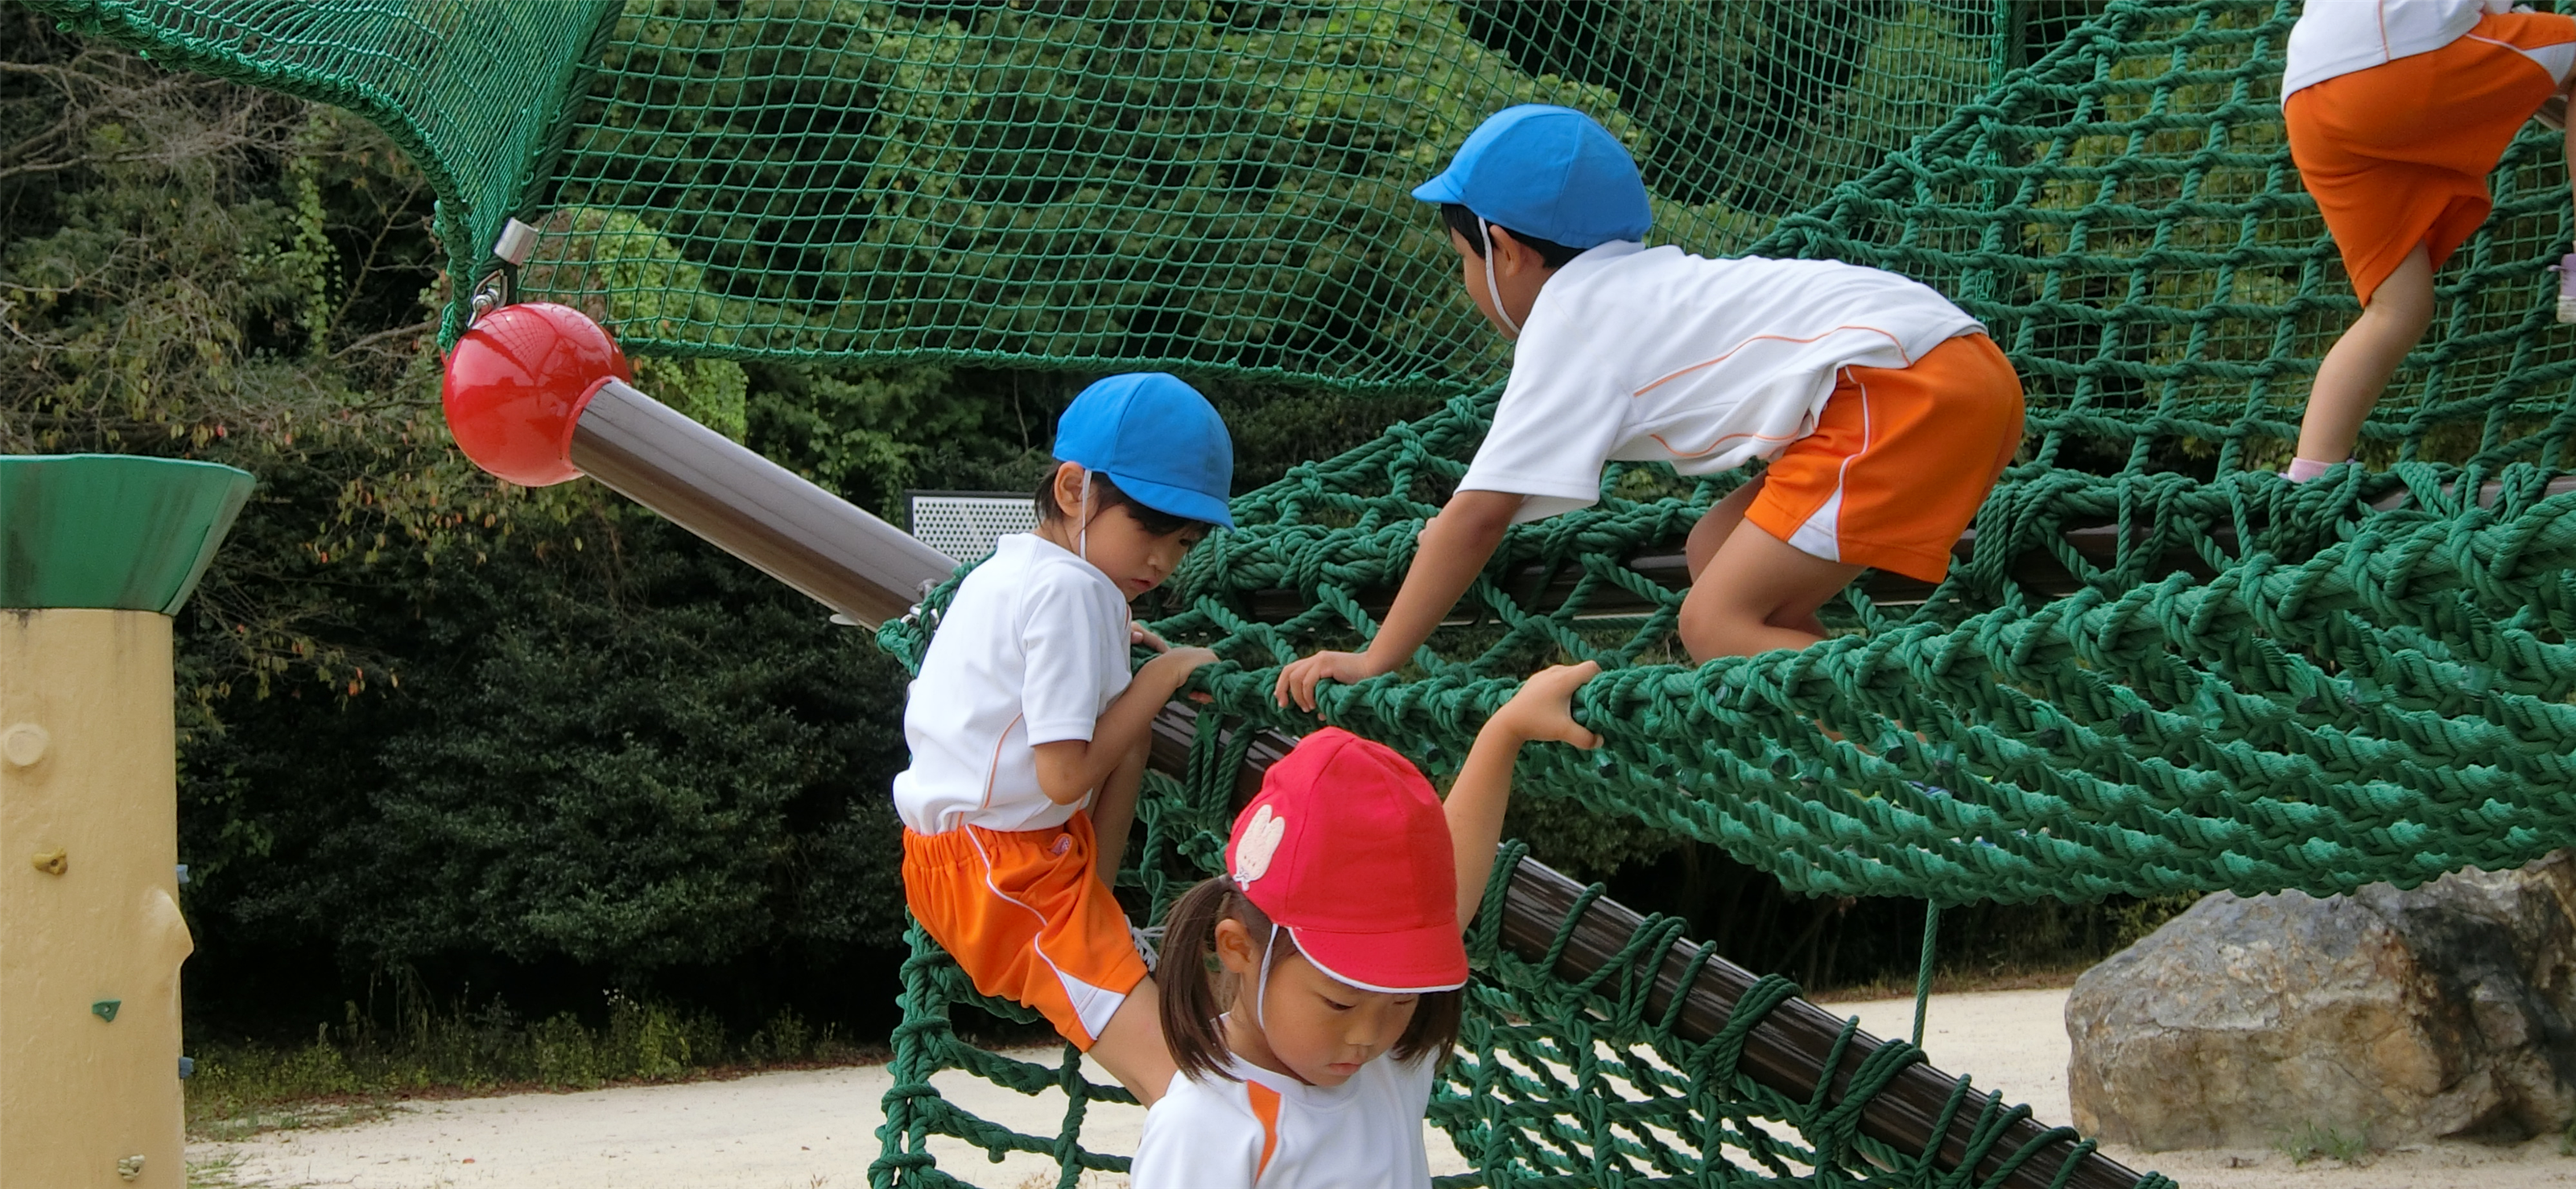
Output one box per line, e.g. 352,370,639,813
116,1155,144,1181
30,848,65,876
2,722,48,767
91,999,120,1022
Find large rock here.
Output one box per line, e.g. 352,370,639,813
2067,853,2576,1151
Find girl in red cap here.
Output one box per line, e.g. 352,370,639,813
1131,662,1601,1189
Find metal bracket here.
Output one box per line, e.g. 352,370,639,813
467,217,543,327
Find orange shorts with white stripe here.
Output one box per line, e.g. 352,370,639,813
902,811,1147,1050
2286,10,2576,305
1743,332,2023,584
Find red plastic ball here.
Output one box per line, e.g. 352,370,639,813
440,303,633,486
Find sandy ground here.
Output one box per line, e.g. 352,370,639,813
198,989,2576,1188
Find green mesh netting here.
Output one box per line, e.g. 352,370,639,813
519,0,2014,386
43,0,2033,385
36,0,2576,1183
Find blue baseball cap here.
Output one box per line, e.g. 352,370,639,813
1411,105,1652,249
1052,373,1234,530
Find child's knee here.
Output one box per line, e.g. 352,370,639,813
1676,592,1756,659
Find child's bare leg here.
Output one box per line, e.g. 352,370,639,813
1086,737,1151,887
2566,95,2576,198
2297,242,2434,466
1086,984,1179,1105
1677,520,1864,662
1686,477,1767,580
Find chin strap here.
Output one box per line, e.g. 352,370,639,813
1253,922,1281,1032
1075,468,1094,563
1481,220,1520,337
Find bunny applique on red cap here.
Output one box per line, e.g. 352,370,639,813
1226,728,1469,994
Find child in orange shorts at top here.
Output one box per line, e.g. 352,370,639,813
2281,0,2576,481
1274,105,2025,709
893,372,1231,1106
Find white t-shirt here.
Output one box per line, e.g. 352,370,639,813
890,534,1133,835
2282,0,2529,98
1131,1052,1443,1189
1456,241,1986,523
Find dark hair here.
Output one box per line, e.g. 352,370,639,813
1440,204,1587,269
1157,876,1465,1082
1034,464,1203,538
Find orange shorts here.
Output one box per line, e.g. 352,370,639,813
902,811,1146,1050
1744,332,2023,584
2286,11,2576,303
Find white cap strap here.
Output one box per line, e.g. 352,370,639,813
1481,221,1521,337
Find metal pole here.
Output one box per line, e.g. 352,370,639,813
568,380,957,627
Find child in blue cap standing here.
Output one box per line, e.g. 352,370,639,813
895,372,1232,1104
1278,105,2025,708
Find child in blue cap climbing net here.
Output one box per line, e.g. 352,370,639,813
894,372,1231,1105
1278,105,2028,709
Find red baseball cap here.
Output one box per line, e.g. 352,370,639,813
1225,728,1468,993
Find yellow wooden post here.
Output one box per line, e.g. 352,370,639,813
0,456,250,1189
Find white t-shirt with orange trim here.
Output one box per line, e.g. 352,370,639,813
1455,241,1985,523
1131,1051,1443,1189
890,534,1133,835
2282,1,2532,99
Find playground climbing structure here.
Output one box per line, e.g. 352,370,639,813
35,0,2576,1184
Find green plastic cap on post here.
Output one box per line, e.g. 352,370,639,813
0,456,254,614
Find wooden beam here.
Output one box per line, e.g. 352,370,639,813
1141,706,2155,1189
1501,860,2145,1189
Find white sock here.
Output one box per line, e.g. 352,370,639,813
2285,456,2339,483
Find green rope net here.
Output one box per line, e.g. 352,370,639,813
1088,0,2576,911
873,757,2164,1188
35,0,2576,1183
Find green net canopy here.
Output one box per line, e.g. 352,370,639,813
526,0,2013,386
39,0,621,319
43,0,2028,383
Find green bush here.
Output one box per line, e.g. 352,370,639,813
183,506,914,978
